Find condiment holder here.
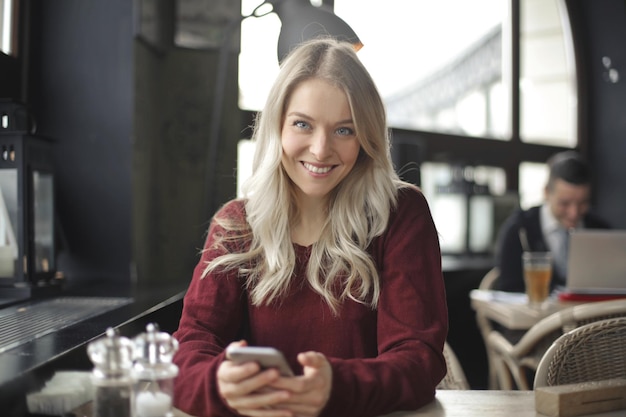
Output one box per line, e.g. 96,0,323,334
131,323,179,417
87,327,134,417
87,323,179,417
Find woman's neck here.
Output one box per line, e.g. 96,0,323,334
291,196,328,247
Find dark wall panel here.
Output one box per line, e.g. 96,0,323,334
27,0,134,283
573,0,626,228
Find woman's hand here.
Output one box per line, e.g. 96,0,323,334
217,342,332,417
217,341,293,416
268,351,333,417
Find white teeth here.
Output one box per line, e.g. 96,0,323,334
303,162,332,174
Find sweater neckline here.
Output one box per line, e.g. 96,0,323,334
293,242,313,254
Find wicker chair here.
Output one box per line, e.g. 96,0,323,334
487,299,626,390
437,341,470,390
474,267,501,389
534,317,626,388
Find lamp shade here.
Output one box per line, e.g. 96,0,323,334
271,0,362,62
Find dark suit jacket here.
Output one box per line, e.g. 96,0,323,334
494,206,611,292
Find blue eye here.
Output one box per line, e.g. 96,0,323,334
293,120,310,129
336,127,354,136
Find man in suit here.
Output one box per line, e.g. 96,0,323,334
495,151,611,292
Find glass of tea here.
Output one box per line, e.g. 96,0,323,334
522,251,553,308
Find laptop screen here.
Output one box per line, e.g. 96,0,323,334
566,229,626,294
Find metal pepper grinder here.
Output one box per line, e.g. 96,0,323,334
87,327,135,417
132,323,179,417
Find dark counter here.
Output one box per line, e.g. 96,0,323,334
0,281,187,417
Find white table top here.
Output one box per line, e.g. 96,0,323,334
171,390,625,416
470,289,579,330
381,390,625,417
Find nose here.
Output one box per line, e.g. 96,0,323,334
565,203,584,223
309,130,332,160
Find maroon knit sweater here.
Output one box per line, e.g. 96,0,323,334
172,186,448,417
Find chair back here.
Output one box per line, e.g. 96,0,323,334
534,316,626,388
489,299,626,390
512,299,626,355
437,341,470,390
478,267,500,290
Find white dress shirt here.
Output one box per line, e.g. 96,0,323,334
540,204,582,278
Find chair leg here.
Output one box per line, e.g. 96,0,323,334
496,355,533,390
494,356,514,390
486,350,500,389
511,366,530,390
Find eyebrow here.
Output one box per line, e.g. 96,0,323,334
286,111,311,119
286,111,354,125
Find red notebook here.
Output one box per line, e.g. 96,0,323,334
557,292,626,302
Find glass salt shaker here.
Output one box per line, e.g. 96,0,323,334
87,327,135,417
132,323,179,417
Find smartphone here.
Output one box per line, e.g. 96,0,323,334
226,346,294,376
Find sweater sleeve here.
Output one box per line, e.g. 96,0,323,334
172,202,248,417
321,187,449,417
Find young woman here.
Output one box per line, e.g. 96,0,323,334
173,38,448,417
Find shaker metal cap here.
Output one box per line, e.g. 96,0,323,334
132,323,179,380
87,327,134,377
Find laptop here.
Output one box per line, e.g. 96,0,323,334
565,229,626,295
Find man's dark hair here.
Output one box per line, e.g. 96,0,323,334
546,151,591,189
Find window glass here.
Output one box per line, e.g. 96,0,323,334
33,171,54,273
0,0,15,55
336,0,509,139
519,161,548,209
0,168,18,277
420,163,506,201
421,162,505,254
237,139,256,198
239,0,280,111
519,0,576,147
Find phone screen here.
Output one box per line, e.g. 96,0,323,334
226,346,294,376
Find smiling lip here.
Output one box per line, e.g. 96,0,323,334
302,162,334,174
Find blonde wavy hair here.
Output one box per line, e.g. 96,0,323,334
203,38,407,314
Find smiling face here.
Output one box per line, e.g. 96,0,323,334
280,78,361,205
545,178,591,229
